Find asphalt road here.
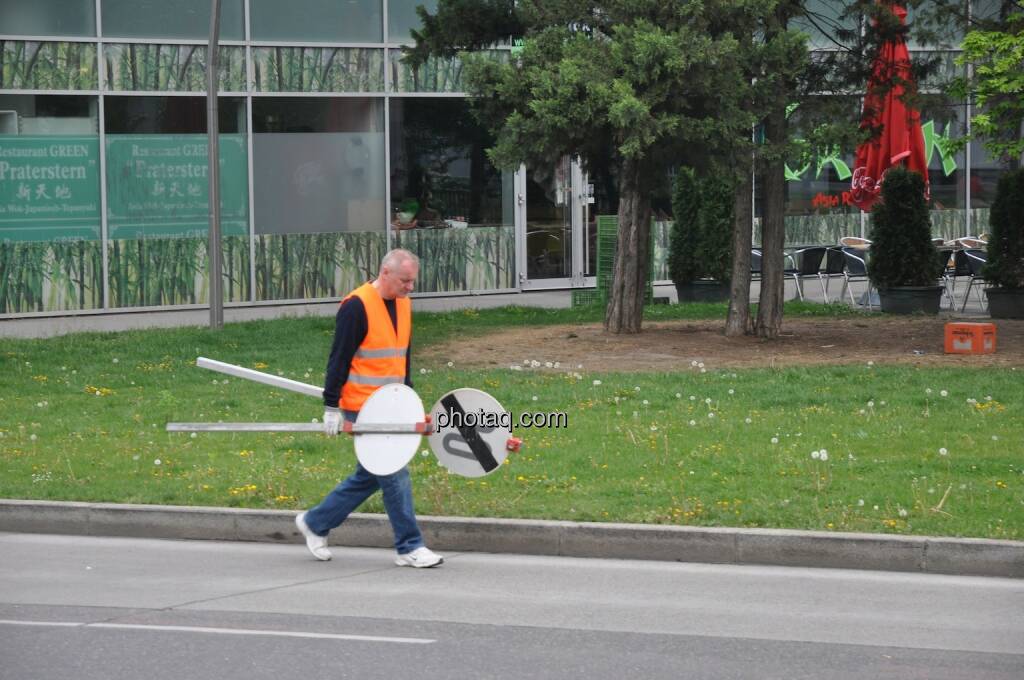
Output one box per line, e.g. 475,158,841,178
1,532,1021,680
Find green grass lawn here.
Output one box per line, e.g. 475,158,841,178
1,303,1021,540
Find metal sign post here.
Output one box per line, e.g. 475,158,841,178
167,358,523,477
207,0,223,329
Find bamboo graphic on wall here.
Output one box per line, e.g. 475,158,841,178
0,41,98,90
253,47,385,92
104,44,247,92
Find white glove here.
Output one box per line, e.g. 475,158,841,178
323,407,342,436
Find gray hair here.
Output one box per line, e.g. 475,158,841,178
380,248,419,272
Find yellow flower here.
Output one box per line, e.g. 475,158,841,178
254,362,269,369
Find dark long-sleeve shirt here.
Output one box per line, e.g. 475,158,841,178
322,296,412,408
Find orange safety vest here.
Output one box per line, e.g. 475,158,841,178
340,282,411,412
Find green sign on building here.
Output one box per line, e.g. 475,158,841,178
105,134,249,239
0,135,101,243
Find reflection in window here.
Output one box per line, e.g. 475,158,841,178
253,98,385,235
0,0,95,37
104,96,249,307
101,0,245,41
0,94,101,312
389,98,512,231
250,0,382,43
387,0,438,43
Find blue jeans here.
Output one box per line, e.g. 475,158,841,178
303,410,424,555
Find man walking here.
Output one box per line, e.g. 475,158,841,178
295,248,443,568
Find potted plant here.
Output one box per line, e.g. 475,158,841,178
867,168,943,314
669,168,732,302
982,168,1024,319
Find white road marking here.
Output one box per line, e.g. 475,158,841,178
0,619,435,644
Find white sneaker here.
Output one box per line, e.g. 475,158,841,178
395,546,443,568
295,512,332,561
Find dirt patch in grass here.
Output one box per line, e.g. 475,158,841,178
426,316,1024,372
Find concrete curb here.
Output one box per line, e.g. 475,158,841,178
1,499,1021,579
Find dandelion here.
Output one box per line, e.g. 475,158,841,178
898,508,908,518
690,395,696,401
745,417,752,424
132,455,140,461
545,362,553,368
532,396,538,401
728,389,735,395
940,390,948,397
190,433,197,439
593,380,602,386
705,398,712,405
642,399,649,406
811,450,821,460
691,360,698,367
820,451,829,462
857,499,865,507
867,401,874,408
708,412,715,419
634,386,641,392
873,505,879,510
30,434,37,441
698,362,705,369
154,459,162,466
675,393,682,399
650,425,658,432
700,368,706,374
992,435,999,441
420,368,427,374
447,361,454,368
939,447,948,456
867,360,874,367
112,358,119,364
926,388,932,395
770,437,779,444
689,420,696,426
421,450,429,457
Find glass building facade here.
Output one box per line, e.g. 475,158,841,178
0,0,1012,316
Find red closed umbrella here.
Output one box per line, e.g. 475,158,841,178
851,2,929,211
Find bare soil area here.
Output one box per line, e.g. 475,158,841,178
427,317,1024,372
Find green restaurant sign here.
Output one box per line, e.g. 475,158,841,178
0,135,101,243
105,134,248,239
0,134,249,243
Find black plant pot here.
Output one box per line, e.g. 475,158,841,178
878,286,943,315
986,288,1024,319
675,280,729,303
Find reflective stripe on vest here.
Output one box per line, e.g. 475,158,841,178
340,282,411,412
354,347,409,359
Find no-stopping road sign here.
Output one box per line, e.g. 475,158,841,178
427,388,513,478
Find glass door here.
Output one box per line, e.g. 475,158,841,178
517,156,587,289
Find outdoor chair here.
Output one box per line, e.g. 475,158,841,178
954,236,988,249
750,248,763,282
958,249,988,312
839,247,873,310
839,236,872,249
820,247,847,303
936,247,957,309
945,246,973,307
783,246,828,301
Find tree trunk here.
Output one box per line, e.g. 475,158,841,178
605,157,651,334
755,104,787,339
725,160,753,337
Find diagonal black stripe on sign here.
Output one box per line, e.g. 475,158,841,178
440,394,499,472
